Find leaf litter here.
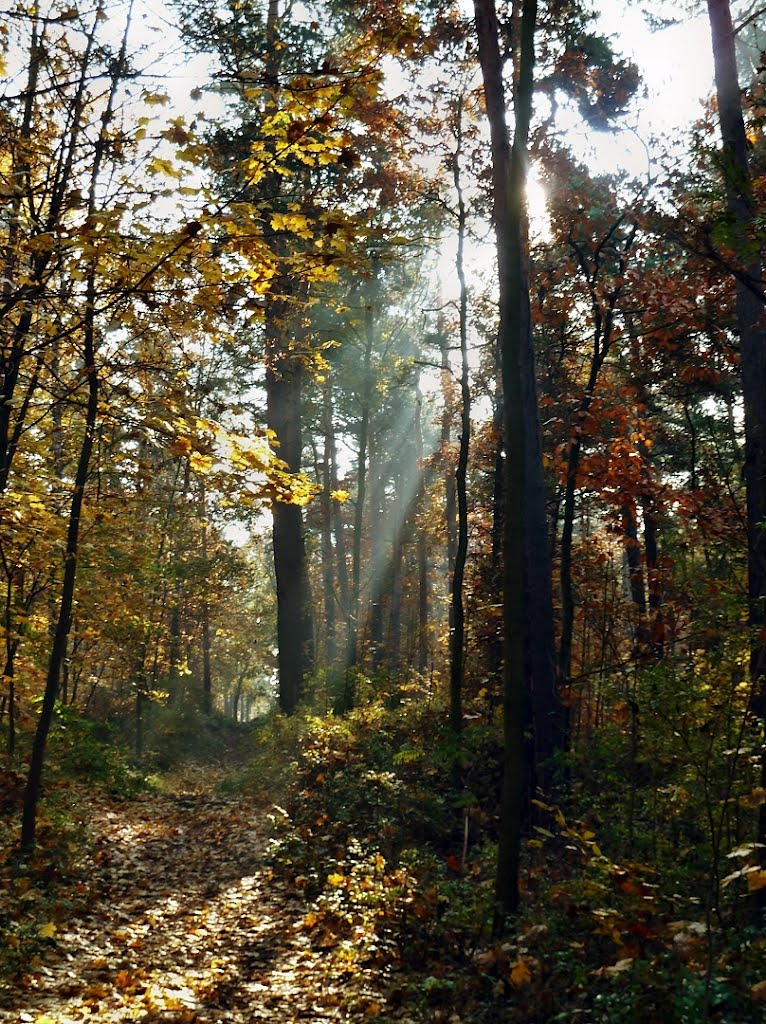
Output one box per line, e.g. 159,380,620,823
1,768,389,1023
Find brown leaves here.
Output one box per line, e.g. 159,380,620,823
3,776,389,1023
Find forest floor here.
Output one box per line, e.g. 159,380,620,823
1,766,394,1024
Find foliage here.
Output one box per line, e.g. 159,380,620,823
44,704,150,800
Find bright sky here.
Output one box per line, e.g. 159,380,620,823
579,2,716,178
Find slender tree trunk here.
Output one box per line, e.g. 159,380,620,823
199,481,213,715
707,4,766,862
449,95,471,735
20,273,100,855
322,380,349,624
19,9,129,851
415,399,430,675
643,504,664,656
441,311,458,578
346,265,378,699
474,0,536,925
262,0,312,715
321,381,337,666
369,438,385,672
389,473,405,675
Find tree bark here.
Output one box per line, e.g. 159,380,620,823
706,0,766,853
21,264,100,855
321,381,338,666
346,265,378,700
267,309,309,715
474,0,535,925
415,398,430,675
449,92,471,735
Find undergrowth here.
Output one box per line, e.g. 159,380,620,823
237,676,766,1024
0,705,151,999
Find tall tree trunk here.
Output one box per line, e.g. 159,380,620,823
474,0,536,925
199,480,213,715
449,93,471,735
389,471,405,675
267,319,309,715
19,8,129,852
20,268,100,856
327,381,350,623
262,0,312,715
369,438,385,672
706,9,766,859
321,381,338,666
346,265,378,699
521,305,560,778
415,399,430,676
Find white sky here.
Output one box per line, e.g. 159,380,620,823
579,2,716,178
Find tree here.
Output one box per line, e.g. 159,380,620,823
706,0,766,860
473,0,538,925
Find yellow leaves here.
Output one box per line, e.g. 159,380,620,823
509,957,532,988
270,212,314,240
146,157,183,180
143,90,170,107
327,872,345,887
189,452,213,475
330,489,350,503
38,921,57,939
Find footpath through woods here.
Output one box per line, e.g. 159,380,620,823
2,768,390,1024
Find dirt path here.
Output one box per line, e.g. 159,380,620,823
2,770,388,1024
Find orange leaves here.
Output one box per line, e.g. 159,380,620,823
509,957,533,988
169,436,193,457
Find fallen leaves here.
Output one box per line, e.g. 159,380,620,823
0,775,392,1024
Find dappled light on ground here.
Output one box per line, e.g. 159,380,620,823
2,770,386,1023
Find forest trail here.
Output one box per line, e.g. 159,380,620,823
3,769,387,1024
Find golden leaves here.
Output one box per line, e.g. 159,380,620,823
270,212,314,240
509,957,532,988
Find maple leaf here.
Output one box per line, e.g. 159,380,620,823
38,921,57,939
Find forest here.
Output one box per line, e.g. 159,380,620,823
0,0,765,1020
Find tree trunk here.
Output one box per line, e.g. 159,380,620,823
706,11,766,852
474,0,536,925
267,323,309,714
369,438,385,672
19,17,127,849
321,381,338,666
449,94,471,735
20,273,99,855
415,400,430,676
346,265,378,699
199,481,213,715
